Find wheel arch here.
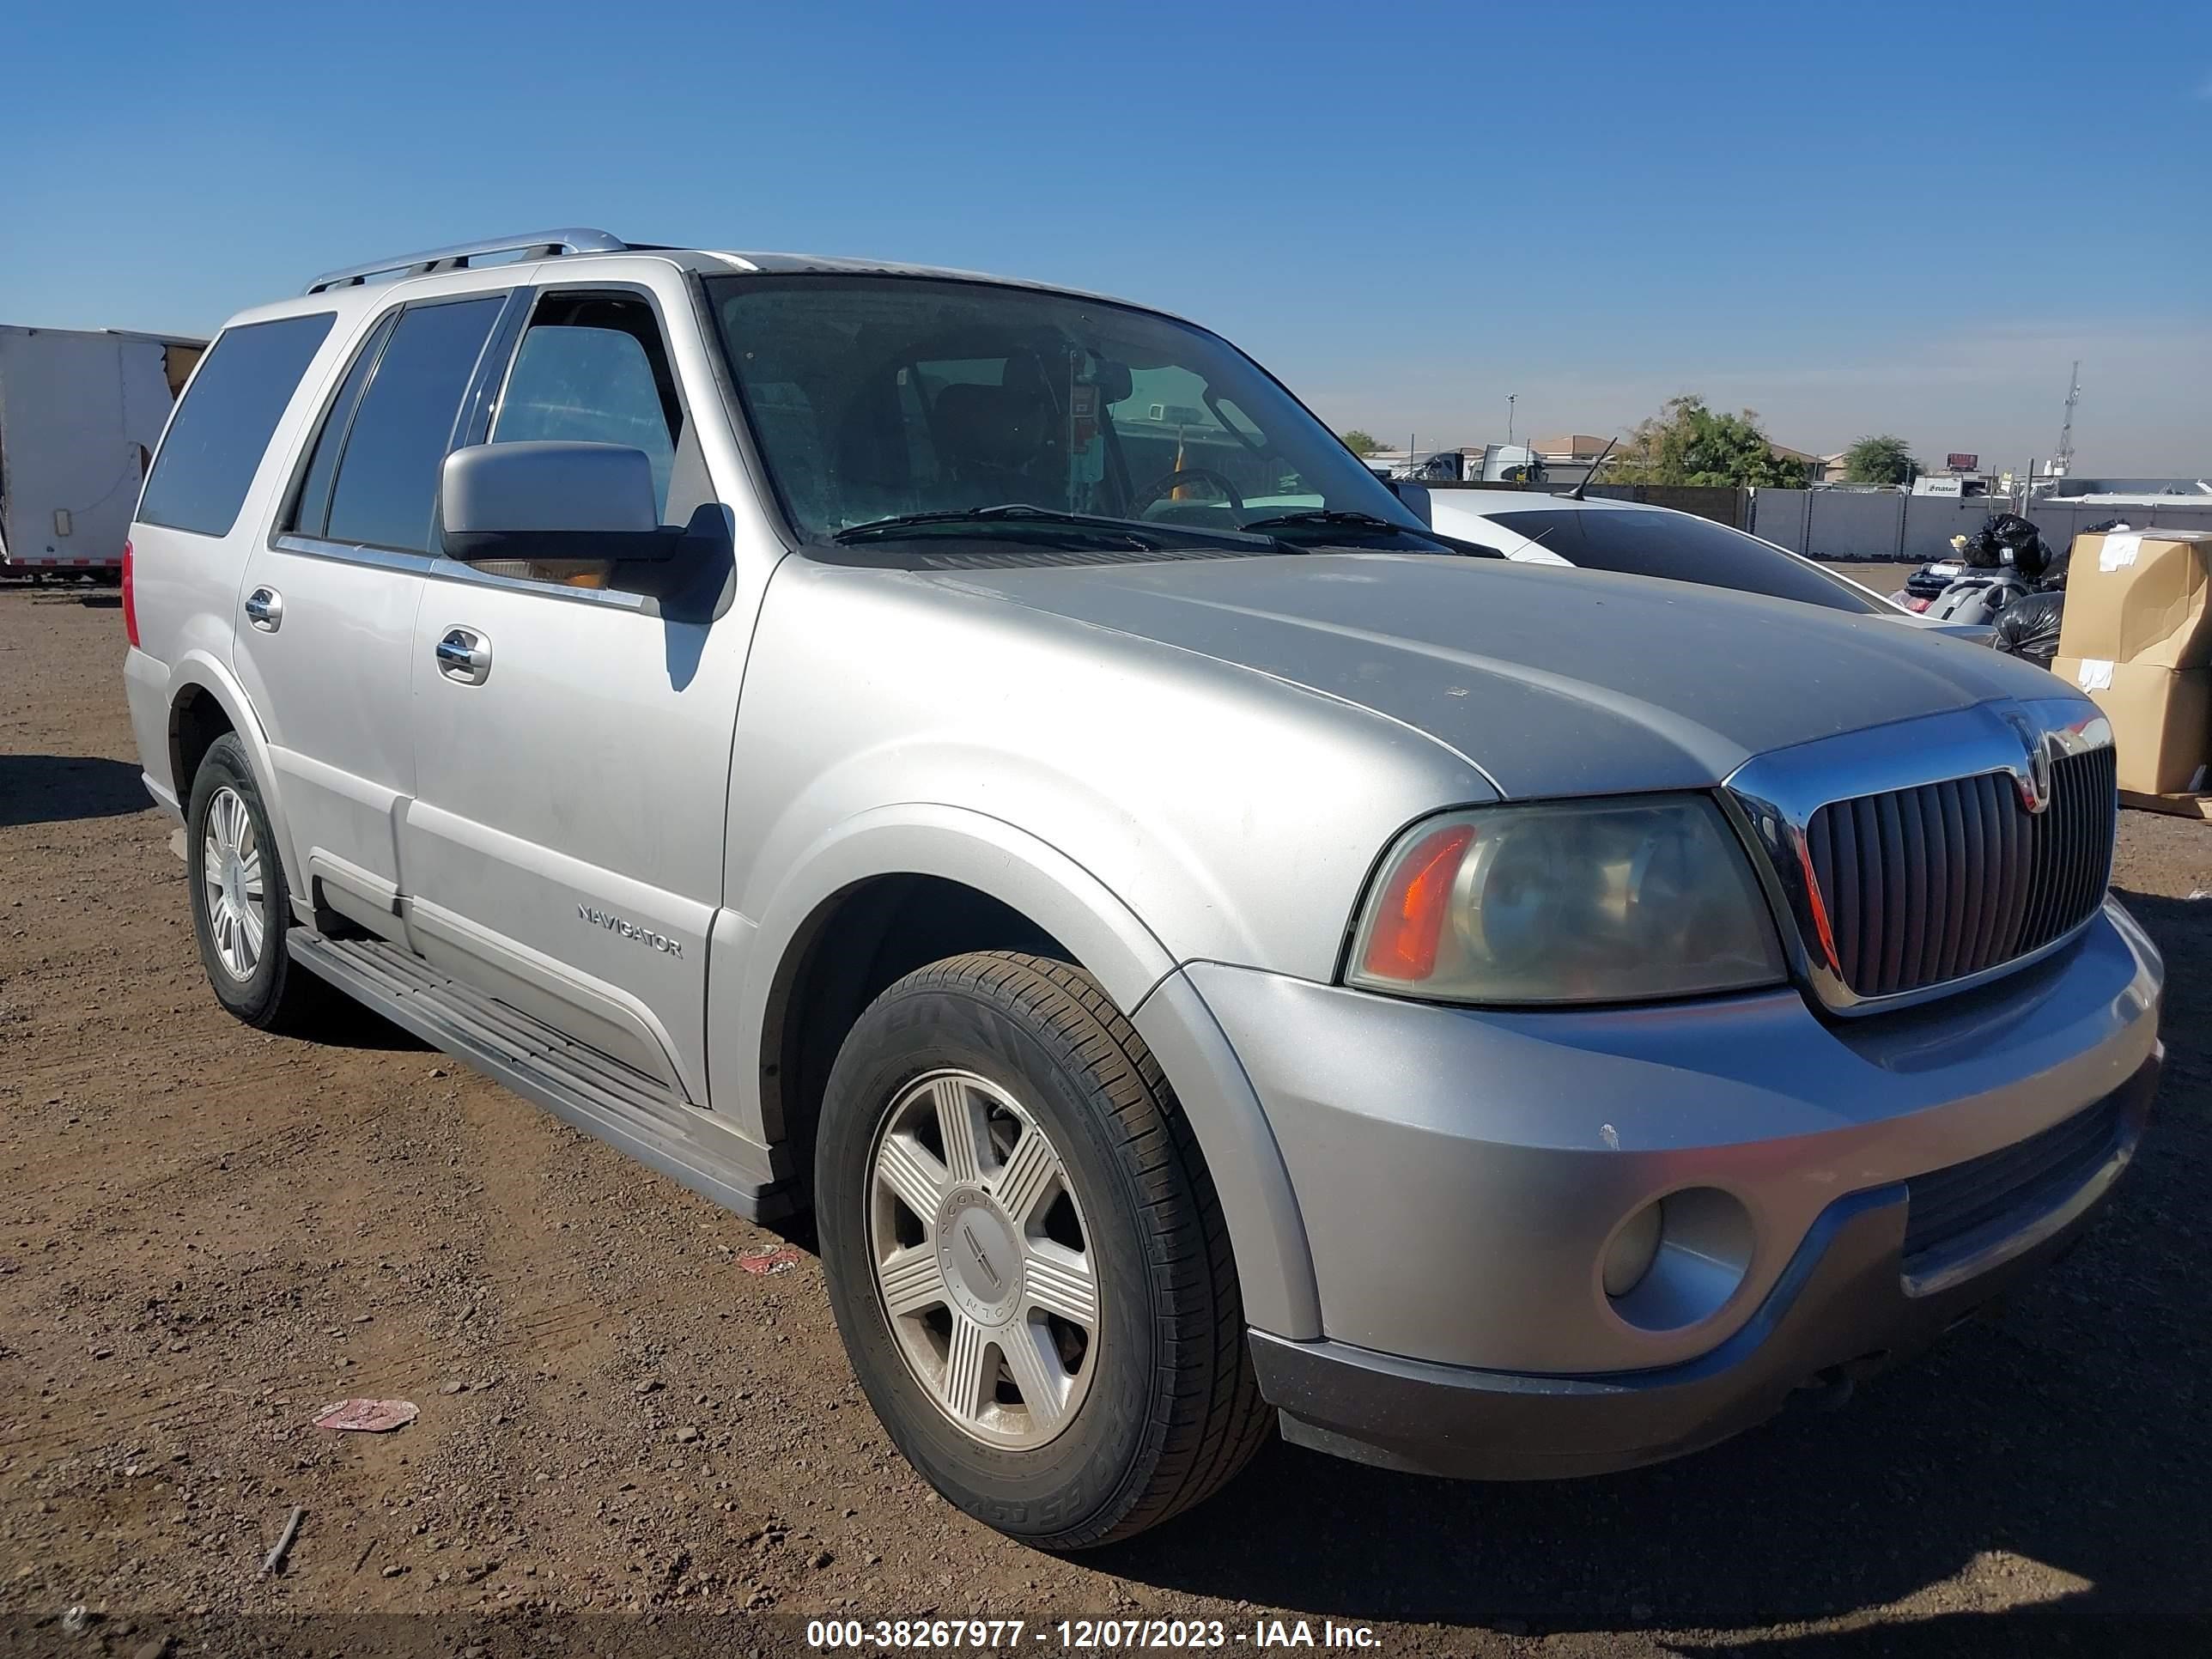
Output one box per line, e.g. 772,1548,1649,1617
720,805,1321,1338
161,652,305,903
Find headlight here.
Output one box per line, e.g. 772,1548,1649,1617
1347,795,1787,1005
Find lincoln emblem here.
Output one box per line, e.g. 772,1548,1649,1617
962,1224,1001,1290
2004,712,2053,815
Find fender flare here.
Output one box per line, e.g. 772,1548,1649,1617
160,651,307,904
725,803,1322,1338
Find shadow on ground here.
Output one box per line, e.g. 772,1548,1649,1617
306,993,436,1054
1091,885,2210,1651
0,753,151,827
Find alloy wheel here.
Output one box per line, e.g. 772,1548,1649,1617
200,785,265,981
866,1069,1099,1448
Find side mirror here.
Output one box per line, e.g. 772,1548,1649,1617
1389,478,1433,526
440,441,677,564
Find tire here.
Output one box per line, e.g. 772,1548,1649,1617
184,733,329,1033
817,951,1272,1549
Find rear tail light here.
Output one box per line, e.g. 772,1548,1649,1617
122,539,140,647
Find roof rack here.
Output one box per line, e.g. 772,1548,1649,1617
303,228,629,295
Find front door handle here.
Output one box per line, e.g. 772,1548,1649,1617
435,626,492,685
244,586,283,632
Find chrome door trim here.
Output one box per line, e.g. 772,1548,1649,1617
271,532,434,576
270,533,653,612
434,556,653,611
1722,696,2115,1018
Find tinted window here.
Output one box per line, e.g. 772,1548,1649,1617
1486,508,1885,614
137,313,335,537
325,296,504,552
287,313,393,538
493,300,678,515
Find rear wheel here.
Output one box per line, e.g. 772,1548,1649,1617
817,951,1271,1549
185,734,329,1032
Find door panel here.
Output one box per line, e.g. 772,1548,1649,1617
403,580,741,1097
399,283,738,1101
232,551,423,926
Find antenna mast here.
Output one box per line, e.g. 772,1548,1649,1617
2054,361,2080,477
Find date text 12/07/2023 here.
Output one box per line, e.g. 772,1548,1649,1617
805,1618,1383,1650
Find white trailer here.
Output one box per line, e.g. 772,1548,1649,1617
0,325,205,575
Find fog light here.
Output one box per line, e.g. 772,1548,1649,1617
1601,1201,1664,1297
1606,1187,1756,1334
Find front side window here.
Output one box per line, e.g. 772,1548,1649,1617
1486,508,1887,615
324,296,505,553
491,293,681,517
137,312,335,537
705,274,1424,545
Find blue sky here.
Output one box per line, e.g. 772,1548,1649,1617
7,0,2209,470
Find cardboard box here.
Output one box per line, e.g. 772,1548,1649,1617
2055,656,2212,796
2056,529,2212,669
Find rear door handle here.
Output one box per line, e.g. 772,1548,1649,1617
244,586,283,632
435,626,492,685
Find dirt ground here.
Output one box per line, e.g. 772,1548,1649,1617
2,580,2208,1657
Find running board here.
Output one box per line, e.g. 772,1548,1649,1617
289,930,793,1222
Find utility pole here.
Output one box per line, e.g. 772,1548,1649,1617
2054,362,2080,478
1506,394,1517,447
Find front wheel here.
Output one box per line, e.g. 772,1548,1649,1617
817,952,1270,1548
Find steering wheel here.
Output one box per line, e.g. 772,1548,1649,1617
1133,467,1246,518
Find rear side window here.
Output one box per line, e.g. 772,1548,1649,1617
1486,508,1884,614
325,296,505,553
137,313,335,537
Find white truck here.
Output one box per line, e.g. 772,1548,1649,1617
0,325,205,576
1390,443,1547,484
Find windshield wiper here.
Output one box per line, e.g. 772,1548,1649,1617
833,504,1179,545
1238,509,1422,536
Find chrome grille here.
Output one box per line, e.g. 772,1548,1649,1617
1803,744,2116,1000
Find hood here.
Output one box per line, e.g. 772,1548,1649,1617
916,552,2079,799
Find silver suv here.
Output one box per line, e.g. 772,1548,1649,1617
122,229,2163,1548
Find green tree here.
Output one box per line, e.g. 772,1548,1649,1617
1842,434,1920,486
1339,428,1381,458
1613,396,1809,488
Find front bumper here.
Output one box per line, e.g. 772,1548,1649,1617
1249,1051,2155,1479
1188,900,2163,1477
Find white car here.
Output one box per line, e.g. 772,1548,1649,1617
1420,489,1988,638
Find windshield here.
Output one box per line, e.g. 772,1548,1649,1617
1484,508,1888,615
704,274,1426,544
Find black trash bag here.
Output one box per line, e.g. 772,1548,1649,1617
1960,527,2006,569
1992,588,2065,668
1969,513,2054,580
